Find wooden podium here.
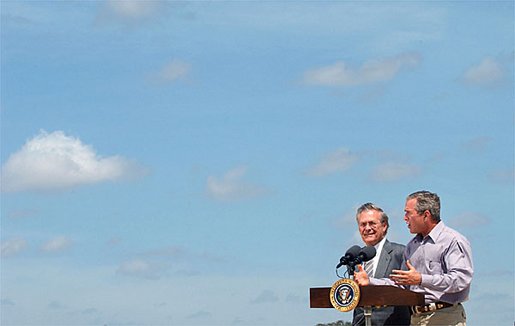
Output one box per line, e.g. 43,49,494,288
310,285,424,308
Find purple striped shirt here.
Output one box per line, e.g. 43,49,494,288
370,221,473,304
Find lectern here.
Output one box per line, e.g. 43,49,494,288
310,285,424,308
310,285,424,326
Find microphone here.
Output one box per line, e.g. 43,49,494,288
354,245,376,265
336,245,361,269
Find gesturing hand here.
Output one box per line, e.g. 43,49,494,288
389,260,422,286
353,264,370,286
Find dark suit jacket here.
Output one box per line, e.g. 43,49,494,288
352,239,411,326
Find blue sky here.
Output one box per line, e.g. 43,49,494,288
1,1,513,325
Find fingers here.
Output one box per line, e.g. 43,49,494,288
389,274,400,281
406,259,414,270
389,272,405,284
353,265,364,279
389,270,404,282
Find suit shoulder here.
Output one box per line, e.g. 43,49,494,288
385,240,406,251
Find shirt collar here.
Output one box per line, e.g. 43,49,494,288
374,236,387,253
424,221,445,243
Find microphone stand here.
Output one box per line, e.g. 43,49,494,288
346,263,355,279
349,261,372,326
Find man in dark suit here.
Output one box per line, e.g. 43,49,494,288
352,203,410,326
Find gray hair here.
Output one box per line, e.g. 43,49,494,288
355,202,389,230
407,190,441,222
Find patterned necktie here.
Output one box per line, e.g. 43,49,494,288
364,260,374,277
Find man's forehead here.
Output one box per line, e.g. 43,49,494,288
358,210,381,220
405,198,417,208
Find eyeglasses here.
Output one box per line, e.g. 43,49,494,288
359,221,382,229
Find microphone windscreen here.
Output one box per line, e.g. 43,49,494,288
345,245,362,258
359,246,376,261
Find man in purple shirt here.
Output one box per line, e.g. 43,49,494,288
354,191,473,326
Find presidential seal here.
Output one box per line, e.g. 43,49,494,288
329,278,360,312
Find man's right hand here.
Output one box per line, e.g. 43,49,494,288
353,264,370,286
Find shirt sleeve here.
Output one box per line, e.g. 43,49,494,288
420,238,474,293
369,277,396,286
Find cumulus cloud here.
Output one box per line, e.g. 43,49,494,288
307,148,359,177
462,57,505,86
448,211,490,228
1,238,27,257
41,236,73,253
116,259,165,280
1,130,146,193
154,59,192,83
301,52,421,87
116,245,225,280
370,162,421,182
96,0,168,25
206,166,267,201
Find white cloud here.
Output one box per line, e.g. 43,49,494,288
41,236,72,253
117,259,150,274
462,57,505,86
116,259,164,280
448,211,490,228
114,245,225,281
1,238,27,257
1,130,146,193
206,166,267,201
97,0,168,25
302,52,421,87
308,148,359,177
155,59,192,83
107,1,161,19
370,162,421,182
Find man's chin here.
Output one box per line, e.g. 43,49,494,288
364,238,377,246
